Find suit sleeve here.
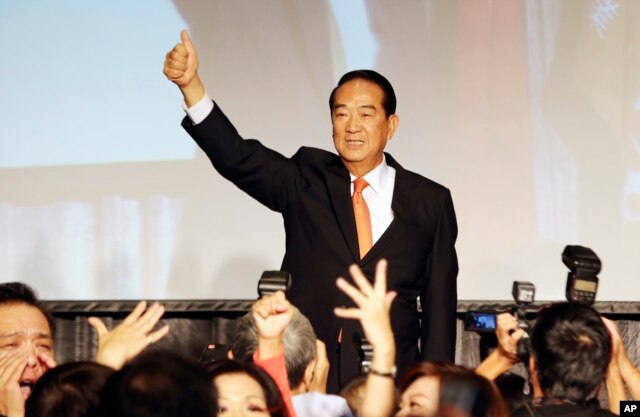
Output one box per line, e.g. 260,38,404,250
420,190,458,362
182,103,306,213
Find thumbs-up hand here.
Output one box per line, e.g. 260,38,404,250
163,30,204,106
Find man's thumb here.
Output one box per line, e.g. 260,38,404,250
181,29,195,54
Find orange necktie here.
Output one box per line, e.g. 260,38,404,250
352,177,373,259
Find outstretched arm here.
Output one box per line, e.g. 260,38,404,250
335,259,397,417
89,301,170,370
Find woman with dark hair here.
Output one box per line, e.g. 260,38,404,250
395,362,507,417
206,359,289,417
25,361,114,417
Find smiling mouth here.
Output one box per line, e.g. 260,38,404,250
346,139,364,145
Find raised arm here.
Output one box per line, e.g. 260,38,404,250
475,312,523,381
335,259,397,417
163,30,205,107
252,291,297,417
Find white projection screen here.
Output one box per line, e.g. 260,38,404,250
1,0,638,301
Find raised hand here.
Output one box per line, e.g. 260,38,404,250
252,291,293,340
334,259,396,351
334,260,397,417
252,291,294,359
89,301,170,370
163,30,204,106
495,312,525,360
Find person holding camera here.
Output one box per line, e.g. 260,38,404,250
477,302,621,417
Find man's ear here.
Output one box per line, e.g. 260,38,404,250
227,350,234,360
303,359,317,391
386,114,399,140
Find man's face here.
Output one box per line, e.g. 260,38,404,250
0,303,53,398
331,79,399,177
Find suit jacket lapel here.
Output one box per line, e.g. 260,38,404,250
325,158,360,263
361,153,419,266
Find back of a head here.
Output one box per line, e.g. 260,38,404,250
231,306,317,389
99,350,215,417
339,375,368,416
531,302,611,403
0,282,55,335
439,372,507,417
25,361,114,417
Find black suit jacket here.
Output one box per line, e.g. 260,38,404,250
183,104,458,390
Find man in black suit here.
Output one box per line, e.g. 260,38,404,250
164,31,458,390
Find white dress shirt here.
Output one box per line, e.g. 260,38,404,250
350,159,395,245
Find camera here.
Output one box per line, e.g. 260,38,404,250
464,311,497,332
257,270,292,297
199,343,230,363
562,245,600,305
465,281,535,359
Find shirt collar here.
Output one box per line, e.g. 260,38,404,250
349,156,389,195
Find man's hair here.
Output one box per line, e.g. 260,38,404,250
531,302,611,403
231,306,317,389
0,282,55,336
99,350,216,417
328,69,397,117
25,361,114,417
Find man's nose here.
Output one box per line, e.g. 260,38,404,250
25,344,39,367
346,115,362,132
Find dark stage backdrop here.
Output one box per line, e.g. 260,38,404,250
48,300,640,371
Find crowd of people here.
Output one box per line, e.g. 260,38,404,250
1,259,639,417
2,28,638,417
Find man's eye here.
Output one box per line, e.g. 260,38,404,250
217,405,228,414
1,343,19,350
37,344,52,351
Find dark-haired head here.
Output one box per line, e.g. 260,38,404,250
25,361,114,417
329,70,397,117
0,282,55,336
531,302,611,403
396,362,506,417
99,350,215,417
439,372,507,417
206,359,288,417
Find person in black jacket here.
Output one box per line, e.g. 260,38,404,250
163,30,458,391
